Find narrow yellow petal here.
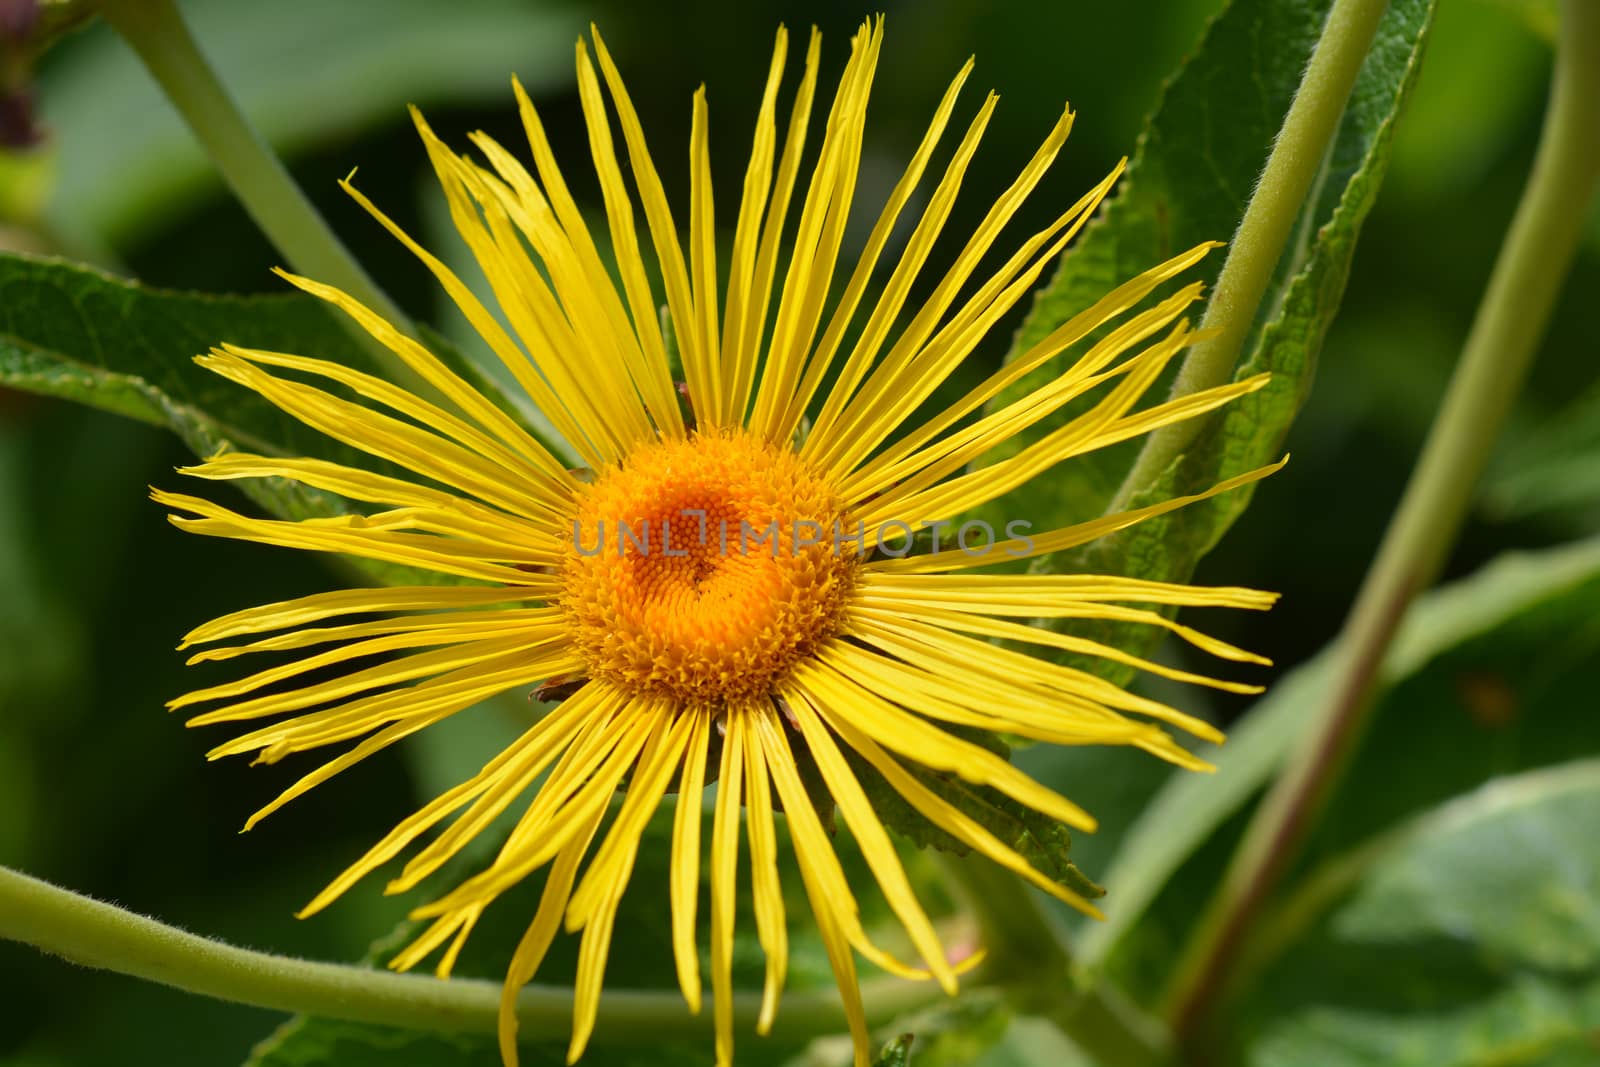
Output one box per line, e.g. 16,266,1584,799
846,278,1205,508
805,102,1087,473
337,173,603,466
749,20,884,441
842,239,1221,499
195,347,565,522
851,608,1230,741
565,709,693,928
836,719,1104,918
178,585,543,649
586,31,704,405
710,708,746,1067
272,269,572,484
565,711,688,1063
297,693,594,917
792,660,1099,831
752,710,873,1066
736,28,822,430
719,27,789,426
156,489,534,586
670,709,710,1013
741,708,788,1032
770,56,975,444
495,804,606,1067
865,458,1289,574
687,86,724,424
785,694,956,994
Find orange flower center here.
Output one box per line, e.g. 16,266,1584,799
559,430,857,704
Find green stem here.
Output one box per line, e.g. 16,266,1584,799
1108,0,1388,510
941,854,1169,1066
1164,0,1600,1050
0,863,949,1042
92,0,433,398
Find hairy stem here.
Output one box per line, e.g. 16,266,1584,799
941,855,1169,1066
1164,0,1600,1048
1108,0,1388,509
0,864,950,1042
92,0,433,398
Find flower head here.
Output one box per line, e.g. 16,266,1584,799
156,19,1279,1067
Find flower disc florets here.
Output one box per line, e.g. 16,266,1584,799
560,430,856,704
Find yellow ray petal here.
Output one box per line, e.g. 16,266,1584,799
792,661,1098,831
186,606,558,666
413,693,649,914
835,718,1104,919
784,693,956,994
859,571,1278,611
586,30,707,406
195,347,566,522
566,707,693,929
566,708,688,1062
412,118,650,459
876,602,1261,698
845,278,1205,505
687,86,724,424
337,173,603,466
770,56,975,444
734,28,822,432
463,129,680,438
172,610,559,711
845,239,1220,498
671,709,711,1013
156,489,534,586
543,82,682,438
865,457,1289,574
710,707,746,1067
850,608,1227,742
494,803,606,1067
202,643,576,761
853,278,1190,526
178,584,547,648
819,639,1162,749
718,28,789,427
804,103,1088,473
180,453,565,549
271,269,572,484
752,710,873,1066
741,705,788,1032
297,691,595,917
747,19,883,442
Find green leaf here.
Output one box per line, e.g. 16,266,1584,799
1081,535,1600,967
1334,761,1600,974
1246,759,1600,1067
1482,377,1600,530
1253,976,1600,1067
38,0,580,248
863,988,1095,1067
984,0,1436,682
873,1033,917,1067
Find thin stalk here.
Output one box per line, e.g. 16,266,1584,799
1164,0,1600,1050
93,0,435,400
0,863,951,1042
1108,0,1388,510
941,854,1169,1066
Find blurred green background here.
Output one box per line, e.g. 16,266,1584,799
1,1,1595,1065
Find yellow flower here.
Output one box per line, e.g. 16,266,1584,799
155,19,1279,1067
